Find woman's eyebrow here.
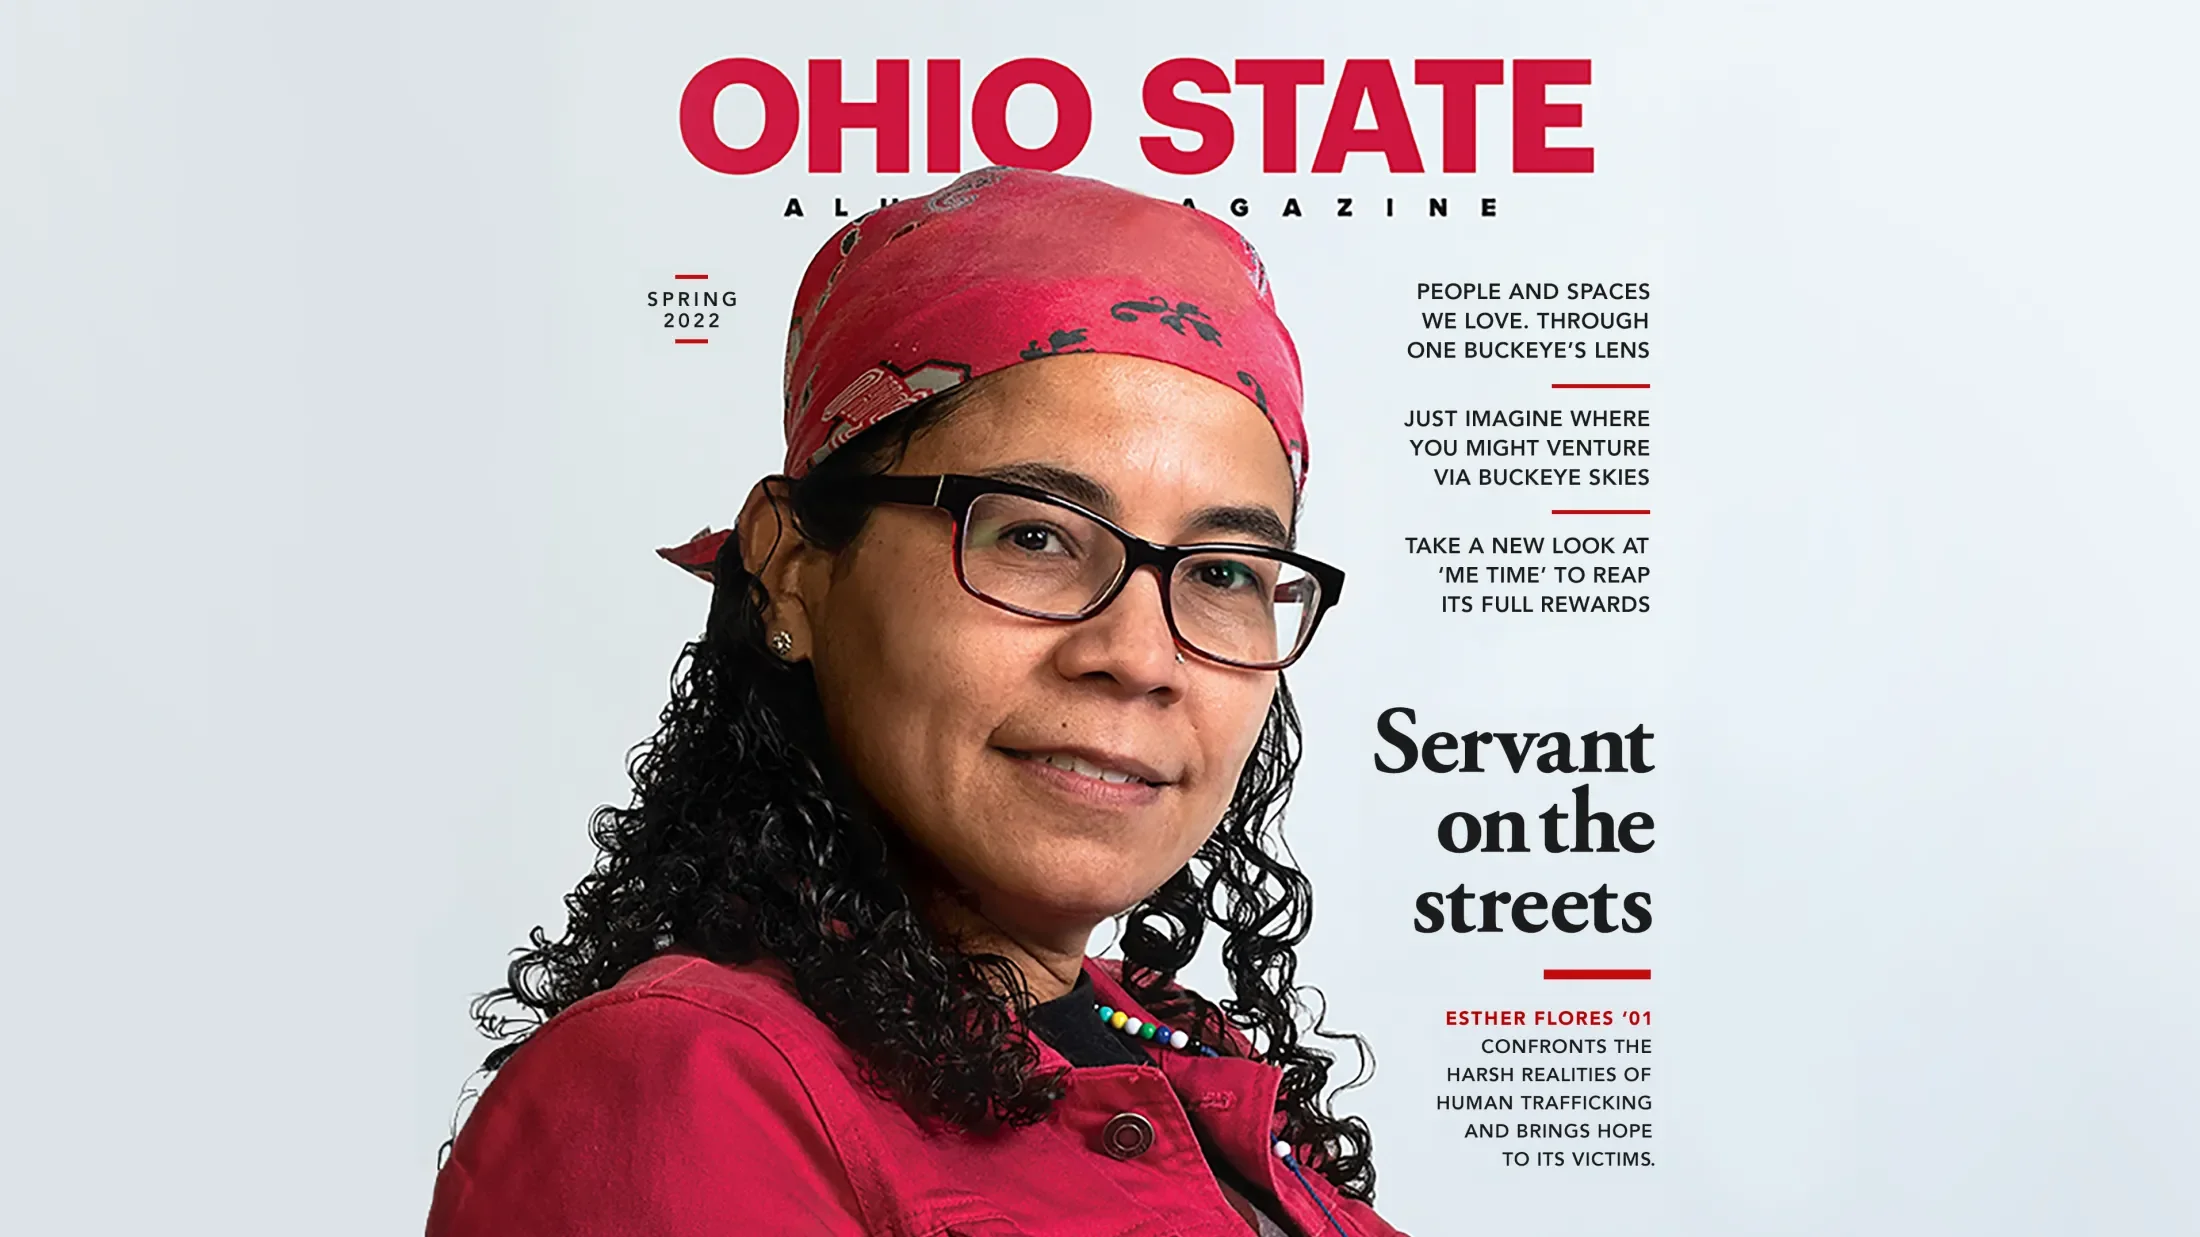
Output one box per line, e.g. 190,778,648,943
976,462,1118,514
975,462,1292,548
1186,504,1291,548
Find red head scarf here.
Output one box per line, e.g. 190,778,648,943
660,167,1307,581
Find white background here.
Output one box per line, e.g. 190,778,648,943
4,2,2197,1233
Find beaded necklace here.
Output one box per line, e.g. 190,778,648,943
1095,1004,1351,1237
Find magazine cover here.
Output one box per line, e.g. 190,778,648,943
6,2,2195,1234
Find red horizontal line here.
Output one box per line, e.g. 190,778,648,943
1552,509,1650,515
1544,968,1650,980
1552,382,1649,389
674,273,708,280
674,338,709,345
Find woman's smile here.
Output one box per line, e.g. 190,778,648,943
995,742,1174,807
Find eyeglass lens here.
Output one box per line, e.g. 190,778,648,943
960,491,1320,666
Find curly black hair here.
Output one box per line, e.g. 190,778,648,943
468,383,1379,1200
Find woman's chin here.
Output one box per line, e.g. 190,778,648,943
977,859,1179,938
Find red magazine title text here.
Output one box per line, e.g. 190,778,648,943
681,58,1595,176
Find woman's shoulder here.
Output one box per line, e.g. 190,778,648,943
472,949,862,1114
498,950,849,1081
429,951,879,1236
591,948,822,1027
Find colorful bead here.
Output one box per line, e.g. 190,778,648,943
1094,1004,1222,1058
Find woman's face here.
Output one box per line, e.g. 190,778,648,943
778,352,1297,944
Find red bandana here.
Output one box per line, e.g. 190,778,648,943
660,167,1307,581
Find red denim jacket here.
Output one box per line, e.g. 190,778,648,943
428,951,1408,1237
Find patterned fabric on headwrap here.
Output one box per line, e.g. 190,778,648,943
659,167,1306,582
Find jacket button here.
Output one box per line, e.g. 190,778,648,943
1100,1112,1155,1160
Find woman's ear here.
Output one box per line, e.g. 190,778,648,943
735,477,828,661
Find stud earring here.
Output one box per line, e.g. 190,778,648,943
768,631,795,658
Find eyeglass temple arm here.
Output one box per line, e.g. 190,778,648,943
833,473,953,508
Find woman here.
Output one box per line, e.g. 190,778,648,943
429,167,1405,1237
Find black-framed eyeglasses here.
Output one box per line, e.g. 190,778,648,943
819,473,1345,670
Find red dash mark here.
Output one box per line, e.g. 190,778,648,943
1552,509,1650,515
1544,969,1651,980
674,273,709,280
1552,383,1649,389
674,338,709,345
